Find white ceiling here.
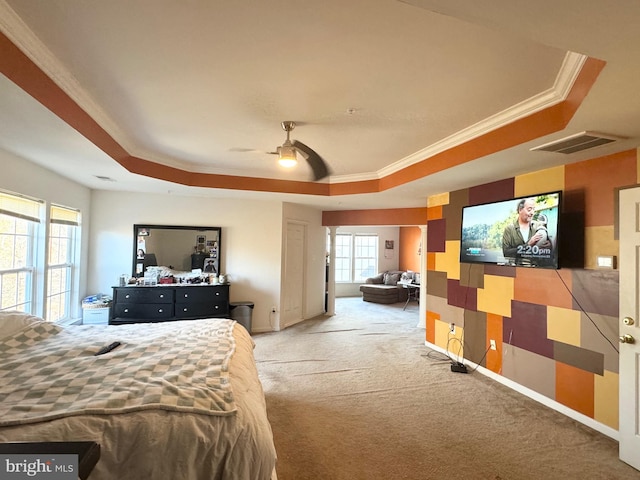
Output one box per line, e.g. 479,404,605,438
1,0,639,211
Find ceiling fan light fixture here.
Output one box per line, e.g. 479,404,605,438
277,144,297,168
271,120,330,180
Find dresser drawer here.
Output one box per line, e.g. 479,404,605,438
114,303,174,319
175,286,228,303
175,301,228,318
116,288,174,304
110,284,229,325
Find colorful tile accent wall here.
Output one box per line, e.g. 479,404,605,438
425,150,638,431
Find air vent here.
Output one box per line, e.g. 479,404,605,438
530,131,623,154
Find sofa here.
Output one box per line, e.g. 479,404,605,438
359,270,415,304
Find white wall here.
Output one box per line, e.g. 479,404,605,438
334,226,400,297
89,190,288,332
0,149,91,319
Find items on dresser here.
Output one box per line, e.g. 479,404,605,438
110,284,230,325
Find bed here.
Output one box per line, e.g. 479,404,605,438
0,311,277,480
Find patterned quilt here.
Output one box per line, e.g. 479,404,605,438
0,318,237,426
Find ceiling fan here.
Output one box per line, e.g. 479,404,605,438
275,121,331,181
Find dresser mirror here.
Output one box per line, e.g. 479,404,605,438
132,224,222,277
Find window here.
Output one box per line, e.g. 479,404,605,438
0,191,81,322
331,233,378,282
354,235,378,280
0,192,42,312
46,205,80,322
334,234,352,282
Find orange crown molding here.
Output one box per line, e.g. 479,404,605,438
1,32,605,197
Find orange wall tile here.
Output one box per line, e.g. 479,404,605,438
564,150,637,227
513,267,573,309
427,205,443,220
426,252,436,271
426,310,439,344
486,313,503,373
556,361,594,417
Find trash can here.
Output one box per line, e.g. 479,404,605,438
229,302,254,333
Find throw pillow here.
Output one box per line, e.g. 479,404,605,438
400,271,414,283
384,272,401,285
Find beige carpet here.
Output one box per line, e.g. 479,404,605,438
252,297,640,480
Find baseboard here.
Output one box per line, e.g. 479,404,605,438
424,340,619,441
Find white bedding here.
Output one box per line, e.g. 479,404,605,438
0,313,277,480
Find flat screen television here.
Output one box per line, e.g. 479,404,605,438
460,191,561,269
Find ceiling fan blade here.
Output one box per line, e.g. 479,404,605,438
292,140,331,181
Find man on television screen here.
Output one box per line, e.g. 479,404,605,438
502,198,552,265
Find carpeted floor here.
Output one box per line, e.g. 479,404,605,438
252,297,640,480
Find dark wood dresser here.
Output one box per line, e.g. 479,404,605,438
110,284,230,325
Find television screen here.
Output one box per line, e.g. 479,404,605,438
460,191,561,268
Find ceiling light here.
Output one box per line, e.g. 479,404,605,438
277,142,297,168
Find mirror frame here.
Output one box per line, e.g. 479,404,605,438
132,224,222,277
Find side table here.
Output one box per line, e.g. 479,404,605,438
400,283,420,310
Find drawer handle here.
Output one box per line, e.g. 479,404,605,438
124,308,129,313
183,308,188,312
215,292,220,296
158,309,163,313
125,294,130,299
159,294,164,298
214,305,219,309
184,293,188,298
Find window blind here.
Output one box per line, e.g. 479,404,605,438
50,205,80,226
0,191,42,223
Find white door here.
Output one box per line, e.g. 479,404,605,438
282,221,305,328
619,186,640,470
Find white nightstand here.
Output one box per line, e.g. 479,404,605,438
82,306,110,325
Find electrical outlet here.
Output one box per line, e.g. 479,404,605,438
271,306,277,313
449,323,455,333
489,339,497,350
